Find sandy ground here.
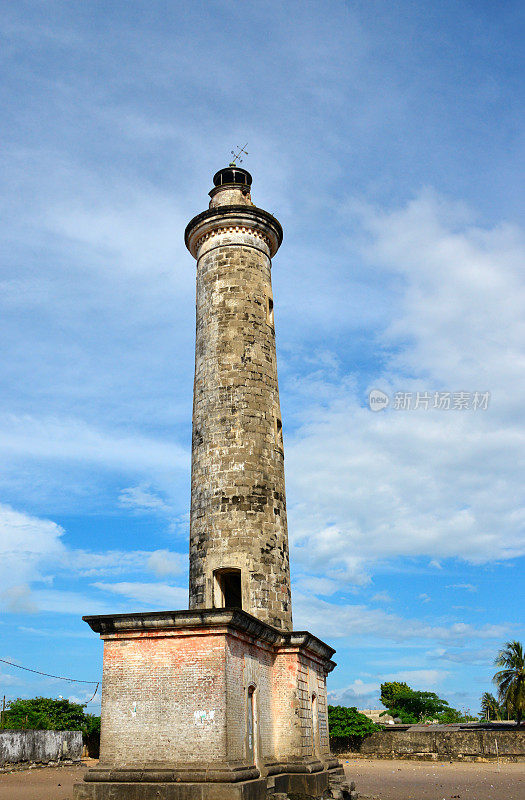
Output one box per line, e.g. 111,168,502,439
343,757,525,800
0,758,524,799
0,760,93,800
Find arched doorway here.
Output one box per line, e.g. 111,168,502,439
311,692,320,756
246,684,258,767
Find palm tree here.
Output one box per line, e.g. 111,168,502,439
493,640,525,726
480,692,501,721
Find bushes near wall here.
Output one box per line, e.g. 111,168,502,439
1,697,100,758
328,705,380,752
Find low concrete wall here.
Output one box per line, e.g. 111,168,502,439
0,730,82,767
357,727,525,761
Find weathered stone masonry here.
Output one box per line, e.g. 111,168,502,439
186,169,292,631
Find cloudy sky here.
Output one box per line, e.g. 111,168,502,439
1,1,524,716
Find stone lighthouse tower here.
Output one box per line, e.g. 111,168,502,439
186,165,291,630
74,166,343,800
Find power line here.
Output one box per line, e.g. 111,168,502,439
82,683,100,706
0,658,98,685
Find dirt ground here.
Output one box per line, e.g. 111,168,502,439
343,757,525,799
0,758,523,800
0,760,90,800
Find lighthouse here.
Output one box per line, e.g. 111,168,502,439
74,166,343,800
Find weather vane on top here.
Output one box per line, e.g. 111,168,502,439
229,143,249,166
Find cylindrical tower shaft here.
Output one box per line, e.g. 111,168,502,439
185,167,292,630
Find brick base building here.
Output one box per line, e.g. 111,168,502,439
74,609,342,799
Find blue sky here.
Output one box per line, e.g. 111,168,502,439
1,0,524,717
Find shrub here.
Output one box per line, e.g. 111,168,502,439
328,705,379,751
2,697,87,731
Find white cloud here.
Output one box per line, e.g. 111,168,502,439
294,576,339,596
446,583,477,592
384,669,448,688
0,415,188,474
285,193,525,586
67,689,101,708
18,626,91,639
63,549,182,578
147,550,185,577
3,585,38,613
4,588,115,616
329,678,380,706
119,485,171,515
371,591,392,603
0,502,115,613
0,669,23,687
429,646,495,665
292,526,371,585
358,191,525,400
293,591,508,644
6,145,193,280
329,669,450,708
0,504,66,603
93,581,188,608
0,502,188,613
44,189,186,274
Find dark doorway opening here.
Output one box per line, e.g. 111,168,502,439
214,568,242,609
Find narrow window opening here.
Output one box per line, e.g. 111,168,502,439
247,685,256,763
266,296,274,326
311,692,320,756
275,415,283,449
214,568,242,609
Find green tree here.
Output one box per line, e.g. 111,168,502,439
380,686,452,724
493,640,525,726
2,697,87,731
480,692,502,721
438,706,477,724
381,681,473,724
438,706,465,724
381,681,466,725
380,682,410,710
328,705,379,750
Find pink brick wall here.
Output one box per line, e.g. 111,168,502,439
100,629,227,764
98,624,332,770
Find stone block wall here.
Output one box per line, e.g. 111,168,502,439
0,729,82,766
358,727,525,760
